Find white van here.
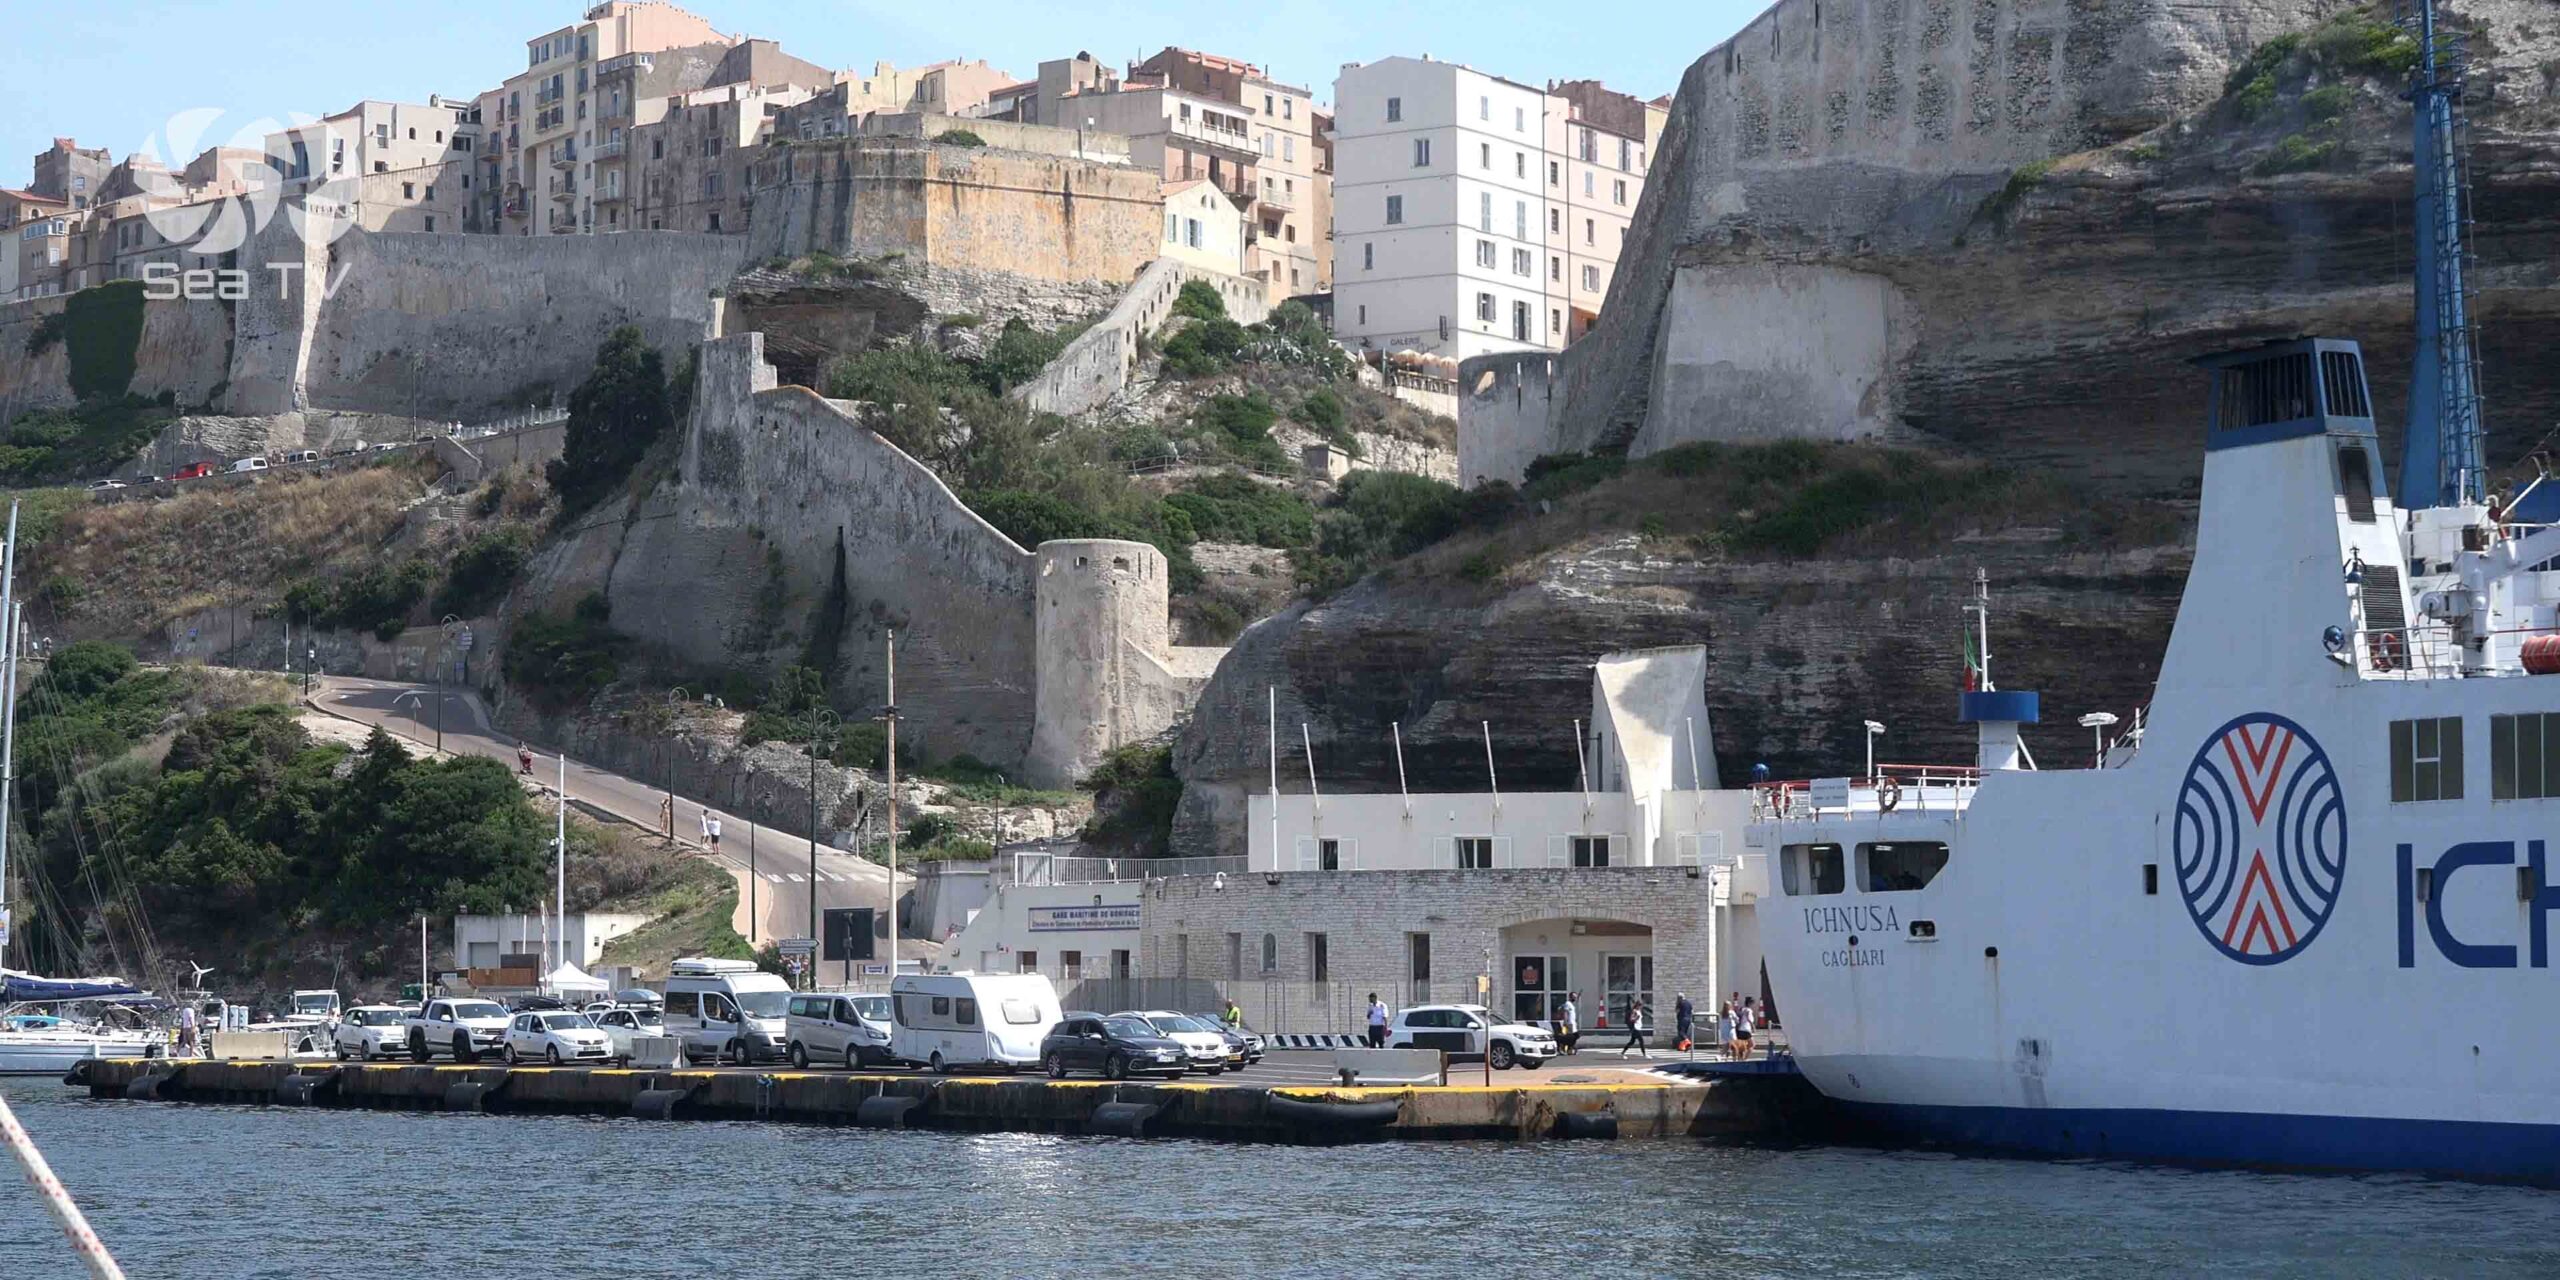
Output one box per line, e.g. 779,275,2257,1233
661,957,791,1065
229,456,268,473
891,973,1062,1074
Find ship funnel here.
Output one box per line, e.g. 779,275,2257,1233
1958,691,2039,772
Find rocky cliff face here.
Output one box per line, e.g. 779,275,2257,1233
1173,529,2189,855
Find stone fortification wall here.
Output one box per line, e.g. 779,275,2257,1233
746,137,1162,287
1459,0,2346,479
0,290,234,426
1014,258,1272,417
667,331,1041,769
298,229,745,422
859,112,1134,165
132,410,435,475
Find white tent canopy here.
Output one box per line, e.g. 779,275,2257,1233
544,963,608,993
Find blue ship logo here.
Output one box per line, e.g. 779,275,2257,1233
2173,713,2347,964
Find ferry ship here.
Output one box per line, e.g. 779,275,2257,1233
1748,4,2560,1182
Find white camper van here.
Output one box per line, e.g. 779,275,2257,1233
662,957,791,1065
890,973,1063,1074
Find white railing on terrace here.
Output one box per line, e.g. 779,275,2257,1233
1007,851,1245,885
1752,763,1983,823
450,406,568,441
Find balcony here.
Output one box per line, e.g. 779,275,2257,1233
594,137,624,160
592,184,625,205
549,147,579,170
547,207,578,234
1256,182,1294,212
480,132,504,156
1165,106,1257,161
547,174,576,201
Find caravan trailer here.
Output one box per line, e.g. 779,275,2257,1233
890,973,1062,1074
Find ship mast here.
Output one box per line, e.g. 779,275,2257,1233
2394,0,2487,512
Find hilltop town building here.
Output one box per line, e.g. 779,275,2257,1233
1330,57,1661,360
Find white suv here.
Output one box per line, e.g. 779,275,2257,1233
1385,1004,1557,1070
405,998,512,1063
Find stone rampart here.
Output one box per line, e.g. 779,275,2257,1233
0,290,234,426
1015,258,1271,417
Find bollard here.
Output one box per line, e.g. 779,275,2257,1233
1088,1101,1161,1138
854,1095,925,1130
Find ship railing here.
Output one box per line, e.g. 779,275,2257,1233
1749,764,1981,822
2352,622,2466,679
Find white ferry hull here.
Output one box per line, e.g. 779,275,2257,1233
0,1033,161,1077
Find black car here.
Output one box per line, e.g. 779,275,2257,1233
1041,1014,1192,1079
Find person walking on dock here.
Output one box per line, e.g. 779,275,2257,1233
1674,993,1694,1055
1617,1000,1650,1058
1559,992,1580,1055
175,1003,199,1058
1365,993,1388,1048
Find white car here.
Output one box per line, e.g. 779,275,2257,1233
331,1005,411,1061
1386,1004,1558,1070
591,1006,671,1065
84,479,125,492
1114,1010,1230,1075
502,1011,613,1065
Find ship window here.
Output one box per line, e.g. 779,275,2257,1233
2338,445,2377,522
2489,713,2560,800
2321,350,2370,418
1782,842,1846,895
2216,353,2317,431
2390,716,2464,803
1859,841,1949,892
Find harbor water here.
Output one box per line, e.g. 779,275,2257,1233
4,1078,2554,1279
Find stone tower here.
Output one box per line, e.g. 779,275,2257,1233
1029,539,1175,788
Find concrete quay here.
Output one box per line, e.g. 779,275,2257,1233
67,1057,1821,1144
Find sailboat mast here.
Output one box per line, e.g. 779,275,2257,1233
555,752,567,976
0,500,19,966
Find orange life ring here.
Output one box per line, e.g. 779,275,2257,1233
1876,777,1903,813
2369,631,2405,671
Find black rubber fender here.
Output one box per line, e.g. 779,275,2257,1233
1264,1093,1401,1129
854,1095,926,1130
61,1060,92,1088
1553,1110,1619,1140
124,1067,183,1102
1089,1100,1161,1137
273,1075,327,1106
631,1088,691,1120
442,1081,493,1112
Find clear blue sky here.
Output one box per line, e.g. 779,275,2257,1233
0,0,1770,186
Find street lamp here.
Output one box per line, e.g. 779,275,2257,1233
802,704,840,984
1861,720,1886,781
2078,711,2120,769
661,687,689,838
730,764,764,944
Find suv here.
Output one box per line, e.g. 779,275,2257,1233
1386,1004,1557,1070
406,998,513,1063
1041,1014,1190,1079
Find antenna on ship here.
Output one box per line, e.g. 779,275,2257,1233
2393,0,2489,513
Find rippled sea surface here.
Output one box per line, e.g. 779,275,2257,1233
4,1078,2554,1279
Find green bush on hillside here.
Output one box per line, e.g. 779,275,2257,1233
548,326,676,515
502,592,623,711
433,527,534,618
1171,279,1227,322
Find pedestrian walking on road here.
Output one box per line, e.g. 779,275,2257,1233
1366,993,1388,1048
1558,992,1580,1055
1735,996,1757,1060
516,742,533,776
1674,992,1695,1055
705,814,722,851
1617,1000,1650,1059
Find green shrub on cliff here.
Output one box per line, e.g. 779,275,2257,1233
0,396,177,484
433,526,534,617
1079,742,1181,857
503,592,624,711
549,326,675,515
932,128,987,148
1172,279,1227,322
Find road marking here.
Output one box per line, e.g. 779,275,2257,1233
785,874,806,883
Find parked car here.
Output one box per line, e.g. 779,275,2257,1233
369,441,402,452
282,449,321,464
404,998,512,1062
1113,1010,1230,1075
610,988,663,1010
228,456,268,473
331,1005,411,1061
507,994,570,1012
83,479,125,492
786,992,894,1069
325,441,365,457
892,973,1062,1074
1041,1014,1190,1079
664,956,791,1064
1190,1012,1264,1065
591,1006,669,1065
1385,1004,1557,1070
171,462,216,480
503,1011,613,1065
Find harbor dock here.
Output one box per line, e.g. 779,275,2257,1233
67,1057,1823,1143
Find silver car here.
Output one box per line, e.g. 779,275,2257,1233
785,992,894,1069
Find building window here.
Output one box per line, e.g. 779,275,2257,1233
1515,106,1526,131
1548,160,1559,185
1479,192,1492,231
1413,138,1431,167
1512,248,1531,276
1317,838,1340,871
1550,255,1562,281
2391,717,2464,802
1166,212,1177,241
402,182,415,199
1584,170,1595,196
1307,933,1329,982
651,138,663,160
1385,195,1403,225
1476,292,1495,322
1585,218,1595,244
1410,933,1432,983
1620,137,1634,171
1475,239,1496,268
1549,209,1561,234
1568,836,1613,867
1551,308,1563,334
1357,304,1366,324
1363,242,1373,270
1183,218,1202,248
1260,933,1277,973
1385,96,1401,122
2491,713,2560,800
424,216,436,232
706,211,721,232
1583,264,1601,290
1613,180,1627,205
1515,151,1526,178
1018,950,1038,974
1480,142,1491,169
1479,95,1490,120
1265,93,1275,115
1515,200,1526,238
1456,837,1495,869
1284,135,1294,161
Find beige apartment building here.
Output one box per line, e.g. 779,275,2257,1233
630,80,821,234
264,97,482,233
991,47,1332,302
485,0,738,237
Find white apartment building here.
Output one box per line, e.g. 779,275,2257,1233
263,97,481,234
486,1,737,237
1160,178,1248,276
1331,57,1654,360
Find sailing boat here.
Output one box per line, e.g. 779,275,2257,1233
0,500,162,1076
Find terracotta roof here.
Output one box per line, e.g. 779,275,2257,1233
0,187,65,205
1160,177,1212,196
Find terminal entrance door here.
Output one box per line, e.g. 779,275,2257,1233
1512,954,1566,1025
1604,953,1654,1029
